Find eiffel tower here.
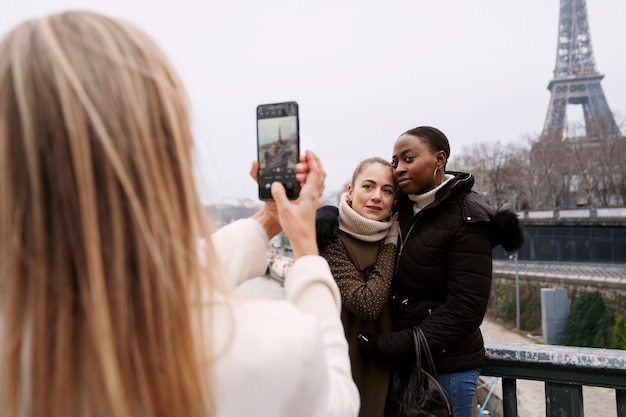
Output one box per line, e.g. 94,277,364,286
541,0,620,141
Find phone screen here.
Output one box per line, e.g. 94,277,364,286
256,101,300,201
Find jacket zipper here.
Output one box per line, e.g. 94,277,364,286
396,211,420,271
394,173,471,302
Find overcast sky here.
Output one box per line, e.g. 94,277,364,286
3,0,625,205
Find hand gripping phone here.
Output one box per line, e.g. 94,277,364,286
256,101,301,201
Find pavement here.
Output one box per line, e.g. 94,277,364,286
236,275,618,417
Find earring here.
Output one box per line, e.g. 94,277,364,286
433,166,441,186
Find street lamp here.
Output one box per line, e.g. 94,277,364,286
509,251,520,330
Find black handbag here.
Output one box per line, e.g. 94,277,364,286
384,327,453,417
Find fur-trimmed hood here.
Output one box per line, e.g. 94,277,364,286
488,208,525,252
403,171,525,254
458,184,525,253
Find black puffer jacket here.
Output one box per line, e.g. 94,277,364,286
377,171,524,373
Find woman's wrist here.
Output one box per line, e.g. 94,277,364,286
252,207,281,239
290,239,319,259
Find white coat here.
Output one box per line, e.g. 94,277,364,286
209,219,360,417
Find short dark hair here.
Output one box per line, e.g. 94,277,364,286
400,126,451,163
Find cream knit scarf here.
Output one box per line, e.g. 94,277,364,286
338,192,393,242
408,174,455,214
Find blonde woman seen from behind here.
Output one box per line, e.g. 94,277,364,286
0,11,358,417
318,157,399,417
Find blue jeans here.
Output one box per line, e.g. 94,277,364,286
436,368,481,417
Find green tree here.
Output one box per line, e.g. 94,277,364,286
612,316,626,350
565,292,614,348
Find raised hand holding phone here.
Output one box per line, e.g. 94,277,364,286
271,150,325,258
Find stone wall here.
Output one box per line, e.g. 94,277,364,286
489,276,626,332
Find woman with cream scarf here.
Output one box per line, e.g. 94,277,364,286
319,157,399,417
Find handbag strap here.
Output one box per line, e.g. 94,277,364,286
412,328,422,370
413,327,438,376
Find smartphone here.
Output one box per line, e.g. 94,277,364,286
256,101,301,201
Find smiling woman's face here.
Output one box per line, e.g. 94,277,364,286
347,162,396,221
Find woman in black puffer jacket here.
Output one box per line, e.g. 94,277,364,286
356,126,525,417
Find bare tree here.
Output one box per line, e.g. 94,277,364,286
528,134,570,209
434,115,625,211
454,141,529,209
560,116,626,207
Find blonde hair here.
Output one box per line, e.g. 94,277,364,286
0,10,219,417
351,156,396,188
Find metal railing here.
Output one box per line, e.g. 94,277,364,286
493,260,626,287
482,342,626,417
